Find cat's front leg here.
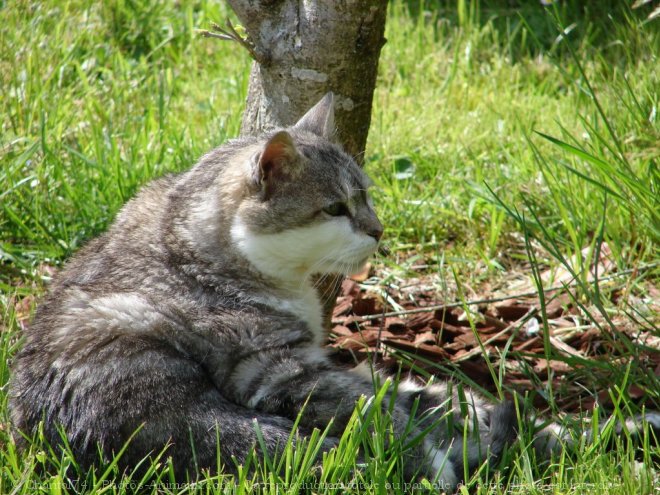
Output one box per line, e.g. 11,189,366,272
224,347,394,431
220,346,429,471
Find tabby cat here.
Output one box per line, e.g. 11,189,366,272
9,94,657,489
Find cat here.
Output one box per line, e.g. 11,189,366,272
9,93,658,489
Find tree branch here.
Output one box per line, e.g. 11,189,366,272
197,19,269,65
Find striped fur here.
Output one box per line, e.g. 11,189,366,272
9,94,657,487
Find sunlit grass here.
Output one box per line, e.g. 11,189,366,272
1,0,658,493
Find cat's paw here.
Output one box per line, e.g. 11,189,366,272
422,439,460,489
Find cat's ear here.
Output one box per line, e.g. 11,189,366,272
253,131,300,199
293,92,336,140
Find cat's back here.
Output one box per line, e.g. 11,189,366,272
55,174,178,288
13,173,193,371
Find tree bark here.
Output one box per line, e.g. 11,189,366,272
225,0,388,328
226,0,387,160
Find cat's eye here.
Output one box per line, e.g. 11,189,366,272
323,202,349,217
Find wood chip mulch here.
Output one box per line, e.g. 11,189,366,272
5,253,659,414
328,262,660,413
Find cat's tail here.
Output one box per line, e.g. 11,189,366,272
531,410,660,460
397,380,519,488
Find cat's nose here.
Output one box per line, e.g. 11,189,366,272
367,226,383,242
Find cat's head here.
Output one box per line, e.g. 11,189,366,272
230,93,383,284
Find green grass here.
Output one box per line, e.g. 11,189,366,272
1,0,659,493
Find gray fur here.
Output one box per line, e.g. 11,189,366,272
532,410,660,459
9,94,654,487
10,94,441,480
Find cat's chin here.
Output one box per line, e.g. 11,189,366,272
354,258,373,274
338,257,372,277
312,258,369,278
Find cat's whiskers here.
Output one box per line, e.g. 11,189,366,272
314,272,344,308
300,251,339,293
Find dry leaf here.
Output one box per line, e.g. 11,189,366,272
331,325,353,337
413,331,438,346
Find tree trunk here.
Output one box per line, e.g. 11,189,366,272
225,0,388,328
226,1,387,159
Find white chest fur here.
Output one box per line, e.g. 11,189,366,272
253,286,325,346
231,216,370,346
